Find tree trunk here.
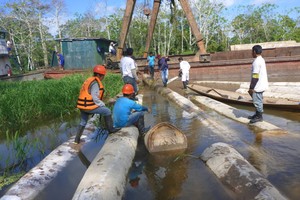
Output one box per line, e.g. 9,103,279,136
39,13,49,67
11,35,22,68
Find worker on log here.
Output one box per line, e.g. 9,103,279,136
157,54,170,87
248,45,269,124
113,84,151,135
74,65,120,144
178,57,191,89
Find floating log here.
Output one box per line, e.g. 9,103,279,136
144,122,187,153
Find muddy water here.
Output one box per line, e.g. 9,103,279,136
123,89,300,200
1,87,300,199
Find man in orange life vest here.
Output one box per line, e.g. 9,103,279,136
74,65,120,144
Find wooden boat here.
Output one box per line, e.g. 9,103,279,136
144,122,187,153
187,84,300,111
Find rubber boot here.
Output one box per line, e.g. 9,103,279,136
183,81,187,89
248,111,258,119
104,115,121,134
136,115,150,135
249,112,263,124
74,125,85,144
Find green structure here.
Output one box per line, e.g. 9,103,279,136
54,38,116,70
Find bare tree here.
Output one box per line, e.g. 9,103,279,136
51,0,66,52
37,3,51,67
190,0,225,49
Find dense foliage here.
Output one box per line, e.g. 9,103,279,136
0,72,123,135
0,0,299,69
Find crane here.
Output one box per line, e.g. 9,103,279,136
116,0,207,61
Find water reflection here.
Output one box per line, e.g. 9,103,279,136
145,152,188,200
247,133,269,176
128,160,145,188
77,150,91,168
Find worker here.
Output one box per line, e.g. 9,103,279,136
147,52,156,79
74,65,120,144
109,42,116,55
113,84,151,135
248,45,269,124
178,57,191,89
56,52,65,70
120,48,140,95
157,55,170,87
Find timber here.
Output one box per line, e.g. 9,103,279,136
187,84,300,111
144,122,187,153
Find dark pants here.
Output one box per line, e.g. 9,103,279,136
123,76,138,94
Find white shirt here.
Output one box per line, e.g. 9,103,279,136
251,55,268,92
7,40,12,48
109,45,114,53
180,60,191,74
120,56,136,78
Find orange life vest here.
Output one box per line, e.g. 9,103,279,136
76,77,104,110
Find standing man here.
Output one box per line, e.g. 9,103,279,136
74,65,120,144
56,52,65,70
120,48,140,95
109,42,116,55
178,57,191,89
248,45,268,124
113,84,151,135
6,40,12,55
157,55,170,87
147,52,156,79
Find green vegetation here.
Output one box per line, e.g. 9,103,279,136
0,172,25,190
0,72,123,135
0,72,123,189
1,1,299,69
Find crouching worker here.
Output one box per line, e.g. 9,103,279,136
113,84,151,135
74,65,120,144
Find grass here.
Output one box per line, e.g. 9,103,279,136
0,72,123,188
0,72,123,136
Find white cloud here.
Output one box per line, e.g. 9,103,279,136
94,1,126,17
217,0,236,7
252,0,276,5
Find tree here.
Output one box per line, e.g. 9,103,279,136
189,0,226,51
50,0,66,52
229,4,300,45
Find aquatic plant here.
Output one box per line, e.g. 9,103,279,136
0,172,25,190
6,131,29,165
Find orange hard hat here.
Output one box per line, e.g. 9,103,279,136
122,84,134,94
93,65,106,75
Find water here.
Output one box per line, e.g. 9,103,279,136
123,89,300,200
1,88,300,199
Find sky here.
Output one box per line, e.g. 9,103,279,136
1,0,299,36
63,0,300,17
49,0,297,36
